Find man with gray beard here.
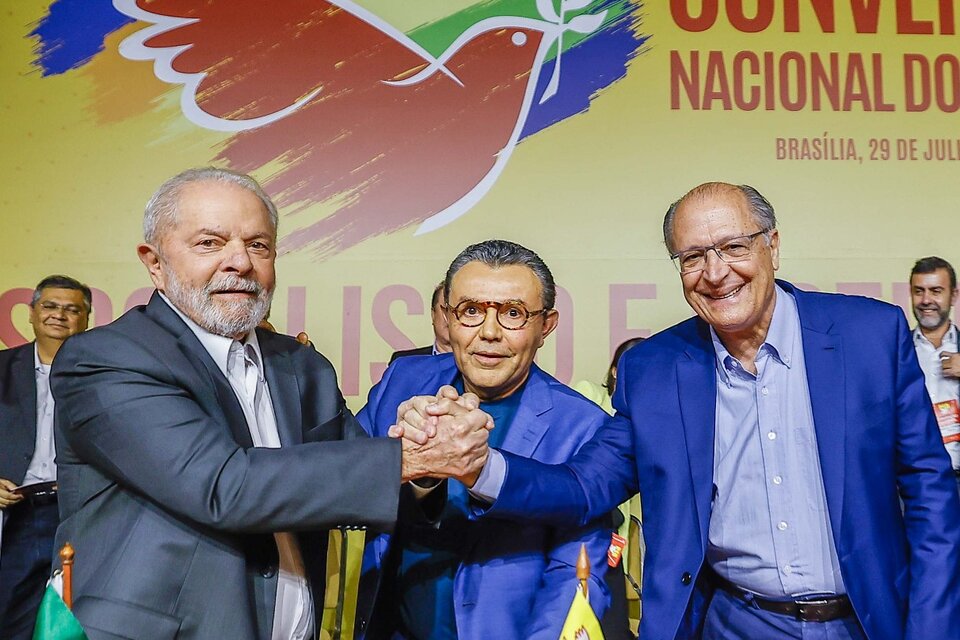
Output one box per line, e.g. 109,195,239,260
48,168,489,640
910,256,960,486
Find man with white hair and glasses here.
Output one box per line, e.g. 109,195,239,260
399,182,960,640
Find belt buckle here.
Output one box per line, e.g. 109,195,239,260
795,599,833,622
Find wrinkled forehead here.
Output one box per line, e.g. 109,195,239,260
672,190,757,244
911,269,954,289
36,287,86,305
449,262,543,306
168,181,276,236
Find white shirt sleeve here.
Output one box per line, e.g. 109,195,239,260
466,449,506,503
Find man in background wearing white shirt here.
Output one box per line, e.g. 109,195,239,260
910,256,960,488
0,274,91,639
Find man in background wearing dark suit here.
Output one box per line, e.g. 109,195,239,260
50,167,489,639
389,282,452,362
0,274,90,639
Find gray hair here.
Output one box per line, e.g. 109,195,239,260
444,239,556,309
662,183,777,254
143,167,279,246
31,274,92,313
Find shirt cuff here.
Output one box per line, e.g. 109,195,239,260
467,449,505,503
408,478,442,500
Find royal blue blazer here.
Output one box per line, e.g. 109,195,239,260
356,354,614,639
487,281,960,640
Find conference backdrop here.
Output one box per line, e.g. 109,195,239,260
3,0,959,408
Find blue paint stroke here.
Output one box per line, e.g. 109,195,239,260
521,1,646,139
29,0,132,76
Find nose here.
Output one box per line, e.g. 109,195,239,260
221,241,254,274
478,307,502,341
700,248,730,283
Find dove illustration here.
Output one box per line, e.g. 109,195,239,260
114,0,606,257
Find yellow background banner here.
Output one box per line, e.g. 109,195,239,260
2,1,958,406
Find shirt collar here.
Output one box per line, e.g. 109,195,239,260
33,343,50,374
710,285,796,385
913,323,958,349
158,292,262,378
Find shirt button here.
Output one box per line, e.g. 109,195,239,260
681,572,692,585
772,475,782,485
767,431,777,440
761,387,769,396
777,521,788,531
782,565,793,575
260,564,277,579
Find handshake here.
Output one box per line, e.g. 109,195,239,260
394,385,494,487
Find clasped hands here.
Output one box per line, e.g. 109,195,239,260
395,386,493,487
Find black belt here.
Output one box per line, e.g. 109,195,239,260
711,571,853,622
12,481,59,507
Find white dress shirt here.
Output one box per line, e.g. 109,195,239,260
914,324,960,469
23,344,57,485
160,294,314,640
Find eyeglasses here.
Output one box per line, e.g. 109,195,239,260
670,229,771,275
446,299,549,330
36,301,85,317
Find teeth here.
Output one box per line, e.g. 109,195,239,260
711,286,743,300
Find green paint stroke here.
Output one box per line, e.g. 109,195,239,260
409,0,637,59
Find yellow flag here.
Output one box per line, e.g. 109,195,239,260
558,585,605,640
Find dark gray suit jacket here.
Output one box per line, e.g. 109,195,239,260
0,342,37,487
51,293,401,640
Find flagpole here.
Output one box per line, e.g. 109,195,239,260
60,542,75,610
576,543,590,597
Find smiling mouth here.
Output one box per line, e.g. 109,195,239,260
707,285,744,301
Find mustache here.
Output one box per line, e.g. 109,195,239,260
206,275,262,295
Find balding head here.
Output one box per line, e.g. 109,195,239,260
663,182,776,254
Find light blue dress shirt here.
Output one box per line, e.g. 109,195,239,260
707,286,846,598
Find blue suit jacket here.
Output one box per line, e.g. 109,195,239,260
356,354,614,639
488,282,960,640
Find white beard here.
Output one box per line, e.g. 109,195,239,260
164,268,273,338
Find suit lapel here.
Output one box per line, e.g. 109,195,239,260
144,293,254,449
790,285,847,539
677,322,718,550
259,331,302,446
14,344,38,446
499,367,551,458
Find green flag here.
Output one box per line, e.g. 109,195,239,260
32,579,87,640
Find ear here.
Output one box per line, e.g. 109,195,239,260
76,310,90,333
538,309,560,347
137,243,166,291
27,302,37,326
768,229,781,271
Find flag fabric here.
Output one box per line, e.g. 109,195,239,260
558,584,605,640
32,573,87,640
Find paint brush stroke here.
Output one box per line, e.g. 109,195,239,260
29,0,133,76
